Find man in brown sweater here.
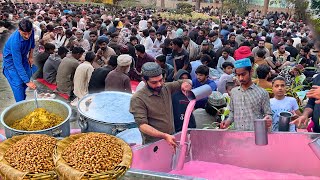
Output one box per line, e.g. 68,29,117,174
105,54,132,93
130,62,192,150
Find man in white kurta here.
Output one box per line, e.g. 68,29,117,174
72,52,95,106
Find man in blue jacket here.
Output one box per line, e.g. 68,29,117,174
2,19,36,102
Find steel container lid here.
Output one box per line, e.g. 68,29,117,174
78,91,134,124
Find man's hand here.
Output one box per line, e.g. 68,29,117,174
290,115,308,128
263,115,272,128
307,85,320,104
28,57,33,65
163,134,177,152
26,81,36,89
220,119,232,129
181,81,192,96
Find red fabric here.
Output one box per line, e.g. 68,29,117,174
130,80,139,93
37,78,69,100
234,46,252,60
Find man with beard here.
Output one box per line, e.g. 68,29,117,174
273,43,291,70
221,58,272,131
105,54,132,93
73,29,90,51
252,40,270,58
93,36,116,68
228,34,238,49
152,31,165,56
130,62,192,149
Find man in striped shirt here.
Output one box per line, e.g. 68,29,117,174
221,58,272,131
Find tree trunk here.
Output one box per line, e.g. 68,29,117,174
263,0,269,15
160,0,165,8
195,0,201,11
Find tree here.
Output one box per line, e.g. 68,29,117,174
160,0,165,8
195,0,201,11
223,0,249,16
263,0,270,15
310,0,320,15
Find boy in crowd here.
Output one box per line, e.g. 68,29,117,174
217,62,234,94
172,69,196,132
270,76,302,132
192,65,217,109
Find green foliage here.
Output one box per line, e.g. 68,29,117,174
223,0,248,16
310,18,320,35
176,2,193,15
311,0,320,14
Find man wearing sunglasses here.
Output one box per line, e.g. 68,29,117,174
2,18,36,102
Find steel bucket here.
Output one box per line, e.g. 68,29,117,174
1,99,71,138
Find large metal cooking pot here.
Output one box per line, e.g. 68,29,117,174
77,91,137,135
1,99,71,138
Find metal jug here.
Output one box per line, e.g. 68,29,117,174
279,112,292,131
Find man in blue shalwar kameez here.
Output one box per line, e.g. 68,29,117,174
2,19,37,102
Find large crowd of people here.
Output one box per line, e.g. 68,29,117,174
1,1,320,146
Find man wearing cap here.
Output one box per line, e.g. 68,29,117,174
2,19,37,102
105,54,132,93
221,58,272,131
56,47,85,101
93,36,116,68
73,29,90,51
130,62,192,149
54,26,66,49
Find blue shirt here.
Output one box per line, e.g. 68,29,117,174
192,78,217,108
2,29,35,84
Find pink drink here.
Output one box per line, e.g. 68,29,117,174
175,99,197,170
170,161,320,180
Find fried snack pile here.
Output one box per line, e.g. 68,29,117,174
62,133,123,173
4,134,56,173
11,108,64,131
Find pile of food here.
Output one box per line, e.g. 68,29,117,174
11,108,64,131
62,133,123,173
4,134,56,173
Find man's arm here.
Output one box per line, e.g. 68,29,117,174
139,124,168,140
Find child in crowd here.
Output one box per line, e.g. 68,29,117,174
270,76,302,132
217,62,234,94
192,65,217,109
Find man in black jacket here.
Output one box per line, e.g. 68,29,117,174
292,74,320,133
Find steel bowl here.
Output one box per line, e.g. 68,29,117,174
1,99,71,138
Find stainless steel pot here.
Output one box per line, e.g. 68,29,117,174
1,99,71,138
77,91,137,135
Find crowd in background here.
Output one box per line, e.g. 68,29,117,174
1,1,320,133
